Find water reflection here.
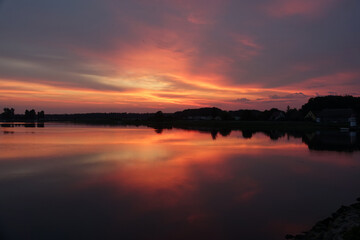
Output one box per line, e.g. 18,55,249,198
2,122,359,153
189,128,359,152
303,131,359,152
0,124,359,240
3,122,360,152
1,122,45,128
167,127,359,152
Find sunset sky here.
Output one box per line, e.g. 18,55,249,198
0,0,359,113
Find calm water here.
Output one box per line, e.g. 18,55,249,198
0,124,359,240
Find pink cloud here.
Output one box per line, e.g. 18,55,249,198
231,34,263,59
187,14,213,25
299,72,359,89
233,34,262,50
263,0,336,18
282,71,360,97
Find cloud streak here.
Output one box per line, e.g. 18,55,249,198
263,0,336,18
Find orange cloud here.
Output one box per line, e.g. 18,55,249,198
0,74,317,113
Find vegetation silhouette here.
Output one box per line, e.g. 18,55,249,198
1,108,15,120
1,108,45,127
1,95,359,137
25,109,36,121
38,111,45,121
301,95,360,113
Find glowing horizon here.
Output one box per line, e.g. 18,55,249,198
0,0,359,113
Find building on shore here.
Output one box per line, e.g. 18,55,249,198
305,108,357,127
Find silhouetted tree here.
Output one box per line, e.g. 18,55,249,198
25,109,36,120
301,95,360,114
285,108,303,121
37,110,45,120
231,110,262,121
153,111,164,121
1,108,15,120
173,107,225,120
220,111,233,121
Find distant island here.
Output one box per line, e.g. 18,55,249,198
1,95,359,131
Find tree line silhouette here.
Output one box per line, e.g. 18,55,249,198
1,108,45,121
1,95,359,123
149,95,360,122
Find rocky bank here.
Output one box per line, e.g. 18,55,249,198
286,199,360,240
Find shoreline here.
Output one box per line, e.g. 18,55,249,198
1,119,358,132
286,199,360,240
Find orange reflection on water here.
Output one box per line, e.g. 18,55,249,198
1,125,360,239
0,125,303,159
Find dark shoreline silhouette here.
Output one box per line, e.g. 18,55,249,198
1,95,359,152
1,96,359,128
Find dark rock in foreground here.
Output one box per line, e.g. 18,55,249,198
287,199,360,240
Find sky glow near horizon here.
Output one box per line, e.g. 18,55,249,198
0,0,359,113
